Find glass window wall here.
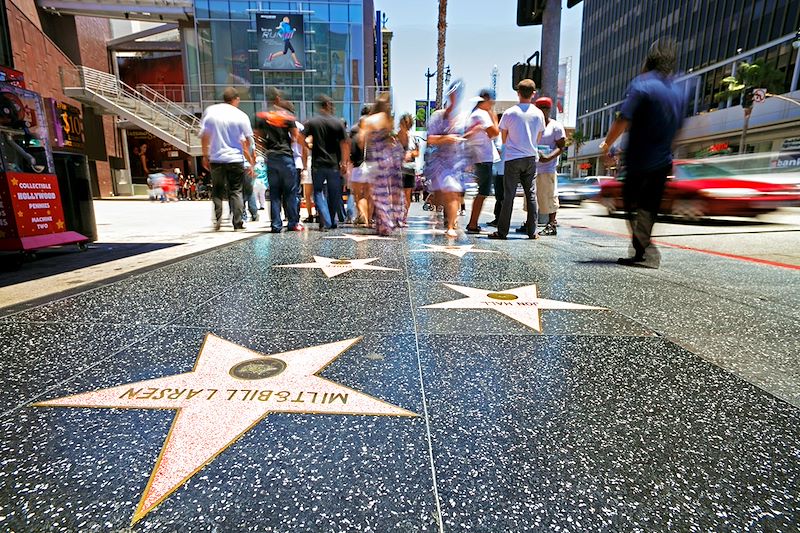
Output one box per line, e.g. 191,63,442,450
193,0,369,126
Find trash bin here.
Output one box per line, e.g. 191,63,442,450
53,153,98,242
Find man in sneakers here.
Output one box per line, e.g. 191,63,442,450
200,87,255,231
254,88,303,233
600,38,684,268
533,96,566,236
303,95,349,230
488,79,545,240
465,89,500,234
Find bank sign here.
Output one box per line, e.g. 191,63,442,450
772,137,800,169
256,13,305,72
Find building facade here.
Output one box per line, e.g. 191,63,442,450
188,0,376,124
574,0,800,174
2,0,122,197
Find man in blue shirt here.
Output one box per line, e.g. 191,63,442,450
600,38,685,268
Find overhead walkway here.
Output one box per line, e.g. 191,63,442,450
61,66,201,156
37,0,193,22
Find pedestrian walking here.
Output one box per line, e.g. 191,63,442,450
349,106,372,226
254,88,302,233
360,93,401,236
488,79,545,240
465,88,500,234
426,80,468,238
303,95,349,230
397,113,419,226
200,87,255,231
533,96,566,236
600,38,685,268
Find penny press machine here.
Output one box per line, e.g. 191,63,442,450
0,79,88,254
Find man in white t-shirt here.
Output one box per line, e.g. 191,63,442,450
489,79,545,240
465,88,500,234
533,96,566,236
200,87,255,231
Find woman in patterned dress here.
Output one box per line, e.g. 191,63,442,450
360,93,402,235
426,80,467,238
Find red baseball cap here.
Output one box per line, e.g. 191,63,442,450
535,97,553,108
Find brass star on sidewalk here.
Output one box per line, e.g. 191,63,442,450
324,234,397,242
34,334,417,524
410,243,500,258
421,283,605,332
274,255,398,278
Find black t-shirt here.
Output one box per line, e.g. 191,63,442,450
349,125,364,166
303,114,346,169
254,109,296,158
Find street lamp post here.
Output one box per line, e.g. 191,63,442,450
425,67,436,128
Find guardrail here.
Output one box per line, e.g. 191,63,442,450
61,66,200,144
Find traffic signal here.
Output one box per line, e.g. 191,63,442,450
512,63,542,91
517,0,545,26
742,86,754,109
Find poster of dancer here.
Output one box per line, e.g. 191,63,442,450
257,13,305,71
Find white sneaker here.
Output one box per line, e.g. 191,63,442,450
445,229,458,238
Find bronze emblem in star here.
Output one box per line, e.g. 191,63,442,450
421,283,605,332
274,255,399,278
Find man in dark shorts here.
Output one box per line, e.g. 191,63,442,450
465,88,500,233
254,88,302,233
302,95,350,230
600,38,685,268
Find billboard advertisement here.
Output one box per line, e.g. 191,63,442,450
257,13,305,71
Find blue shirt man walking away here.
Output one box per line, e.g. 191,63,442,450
601,38,685,268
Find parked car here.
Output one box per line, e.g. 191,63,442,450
597,161,800,220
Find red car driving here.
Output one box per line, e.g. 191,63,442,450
598,158,800,220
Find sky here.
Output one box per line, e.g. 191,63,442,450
373,0,584,126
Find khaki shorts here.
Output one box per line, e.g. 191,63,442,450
536,172,559,214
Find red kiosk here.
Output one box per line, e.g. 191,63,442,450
0,81,87,252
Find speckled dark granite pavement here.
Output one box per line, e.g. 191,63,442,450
1,219,799,532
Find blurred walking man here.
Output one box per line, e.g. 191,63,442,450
600,38,684,268
303,95,349,230
201,87,255,230
533,96,566,236
254,88,303,233
489,79,545,240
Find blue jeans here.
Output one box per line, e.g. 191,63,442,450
311,167,342,229
267,154,300,230
242,174,258,221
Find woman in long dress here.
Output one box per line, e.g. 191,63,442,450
426,80,467,238
360,93,402,235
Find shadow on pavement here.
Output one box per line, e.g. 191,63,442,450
0,242,180,286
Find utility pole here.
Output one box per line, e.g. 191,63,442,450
540,0,561,118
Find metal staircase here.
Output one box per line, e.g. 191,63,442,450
60,66,201,155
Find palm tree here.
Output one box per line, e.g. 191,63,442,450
435,0,448,109
568,129,588,176
715,58,786,103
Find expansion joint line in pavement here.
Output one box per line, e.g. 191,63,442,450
401,236,446,533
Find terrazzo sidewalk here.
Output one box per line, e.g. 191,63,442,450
1,212,799,532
